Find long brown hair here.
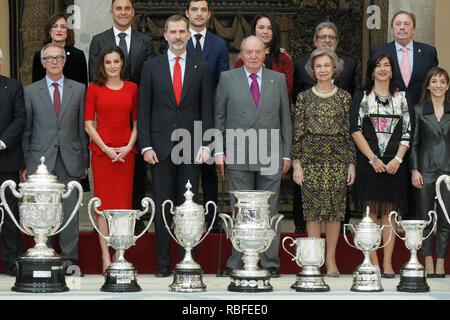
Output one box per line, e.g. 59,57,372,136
419,67,450,104
92,45,126,86
43,12,75,47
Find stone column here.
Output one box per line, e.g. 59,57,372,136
276,15,293,53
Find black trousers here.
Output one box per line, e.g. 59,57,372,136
0,171,24,269
132,153,147,210
201,163,218,223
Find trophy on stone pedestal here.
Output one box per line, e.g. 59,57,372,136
88,196,155,292
162,181,217,293
219,190,283,293
436,174,450,224
344,207,392,292
389,210,437,292
0,157,83,293
282,237,329,292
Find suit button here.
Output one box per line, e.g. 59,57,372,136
54,145,58,148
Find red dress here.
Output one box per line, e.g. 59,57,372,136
85,81,138,211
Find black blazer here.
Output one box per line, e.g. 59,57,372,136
89,28,154,86
32,46,88,85
137,52,213,161
410,101,450,173
0,76,26,172
293,53,356,101
371,41,438,107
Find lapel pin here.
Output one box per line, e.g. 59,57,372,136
418,49,421,53
271,79,274,83
194,65,198,69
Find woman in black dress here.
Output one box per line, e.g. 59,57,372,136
350,52,411,278
32,12,88,85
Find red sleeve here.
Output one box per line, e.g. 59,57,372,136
280,52,294,99
131,83,138,122
84,83,97,121
234,58,244,69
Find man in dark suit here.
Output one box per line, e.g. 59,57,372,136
137,15,213,277
0,49,26,276
185,0,229,232
89,0,154,229
292,21,356,234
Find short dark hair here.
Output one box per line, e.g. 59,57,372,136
186,0,209,11
111,0,135,8
364,51,398,96
250,14,281,65
92,45,126,86
43,12,75,47
165,15,189,32
420,67,450,104
391,10,416,28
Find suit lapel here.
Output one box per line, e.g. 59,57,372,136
179,53,196,106
439,102,450,128
409,41,422,87
58,78,74,121
107,28,116,44
250,68,273,125
389,42,406,89
0,76,7,110
37,78,57,121
235,67,258,114
129,30,142,79
202,31,212,60
160,54,178,107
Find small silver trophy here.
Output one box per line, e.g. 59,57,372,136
88,196,155,292
389,210,437,292
0,157,83,293
344,207,392,292
282,237,329,292
436,174,450,224
219,190,283,293
162,181,217,293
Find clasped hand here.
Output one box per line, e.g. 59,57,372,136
104,145,131,163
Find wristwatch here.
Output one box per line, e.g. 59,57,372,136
368,155,378,165
395,156,403,164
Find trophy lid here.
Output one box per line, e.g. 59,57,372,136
175,180,204,213
22,157,63,189
356,207,379,230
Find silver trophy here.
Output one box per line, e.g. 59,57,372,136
436,174,450,224
162,181,217,293
88,196,155,292
0,157,83,293
389,210,437,292
219,190,283,292
344,207,392,292
282,237,329,292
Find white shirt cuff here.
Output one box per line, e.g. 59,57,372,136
0,140,6,150
141,147,153,155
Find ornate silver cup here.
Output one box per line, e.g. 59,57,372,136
282,237,329,292
0,157,83,293
88,196,155,292
344,207,392,292
436,174,450,224
162,181,217,293
219,190,283,293
389,210,437,292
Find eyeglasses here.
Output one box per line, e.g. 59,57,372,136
317,35,338,40
43,55,65,63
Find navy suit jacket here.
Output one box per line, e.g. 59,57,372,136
371,41,438,107
186,30,229,94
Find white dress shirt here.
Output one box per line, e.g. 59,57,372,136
395,40,414,74
113,26,132,53
46,75,64,104
189,27,207,50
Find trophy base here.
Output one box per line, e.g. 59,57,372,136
101,268,141,292
228,270,272,293
12,256,68,293
397,268,429,292
351,269,383,292
169,268,206,293
292,273,330,292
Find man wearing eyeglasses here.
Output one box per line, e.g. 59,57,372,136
22,43,89,276
292,21,356,234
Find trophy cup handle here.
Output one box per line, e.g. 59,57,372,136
281,236,297,261
197,200,217,246
270,214,284,231
343,224,357,249
378,224,393,249
436,175,450,225
388,211,405,241
0,206,4,231
218,213,233,238
53,181,83,236
87,197,109,241
161,199,182,246
134,197,156,241
0,180,30,235
423,210,438,240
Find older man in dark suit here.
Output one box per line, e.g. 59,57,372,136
0,49,26,277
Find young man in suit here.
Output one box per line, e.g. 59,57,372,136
88,0,154,229
215,36,292,277
0,49,26,277
292,21,356,234
22,44,89,275
137,15,213,277
185,0,229,232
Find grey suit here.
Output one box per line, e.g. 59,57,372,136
215,67,292,269
23,77,89,261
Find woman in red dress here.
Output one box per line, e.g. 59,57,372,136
85,45,138,273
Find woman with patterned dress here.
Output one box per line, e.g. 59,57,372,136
85,45,138,274
350,52,411,278
292,48,356,277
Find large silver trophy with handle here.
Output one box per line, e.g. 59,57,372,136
282,237,329,292
0,157,83,293
344,207,392,292
88,196,155,292
162,181,217,292
389,210,437,292
219,190,283,292
436,174,450,224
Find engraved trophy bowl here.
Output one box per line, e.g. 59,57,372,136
389,210,437,292
219,190,283,293
162,180,217,293
282,237,329,292
88,196,155,292
344,207,392,292
0,157,83,293
436,174,450,224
